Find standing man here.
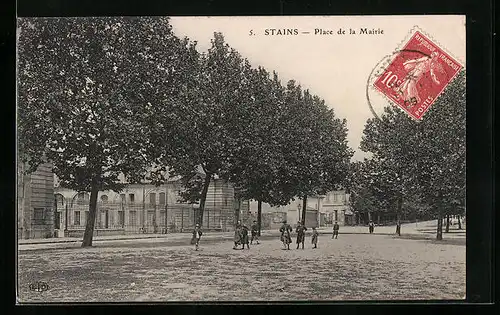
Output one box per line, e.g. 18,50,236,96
250,220,259,245
332,221,339,239
191,224,203,251
296,221,307,249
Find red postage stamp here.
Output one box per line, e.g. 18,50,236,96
373,30,463,120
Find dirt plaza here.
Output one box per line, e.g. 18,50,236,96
17,225,465,302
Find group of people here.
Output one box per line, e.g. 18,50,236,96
190,219,343,251
279,220,328,250
233,220,260,250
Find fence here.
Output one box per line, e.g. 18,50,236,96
61,200,234,237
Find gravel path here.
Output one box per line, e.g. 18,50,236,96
17,232,465,302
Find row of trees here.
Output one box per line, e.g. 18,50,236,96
349,71,466,239
18,17,353,247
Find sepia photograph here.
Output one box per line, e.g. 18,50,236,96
16,15,466,302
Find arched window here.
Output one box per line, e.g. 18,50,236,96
77,192,89,201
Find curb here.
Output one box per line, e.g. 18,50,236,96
18,231,404,246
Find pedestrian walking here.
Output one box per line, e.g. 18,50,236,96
233,220,242,249
279,220,292,250
240,224,250,249
311,227,319,249
191,224,203,251
296,221,307,249
369,220,374,234
332,221,339,239
250,220,260,244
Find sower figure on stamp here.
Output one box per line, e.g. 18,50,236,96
394,51,443,106
250,220,259,245
191,224,203,251
311,227,319,249
332,221,339,239
233,220,242,249
240,223,250,249
296,221,307,249
279,220,292,250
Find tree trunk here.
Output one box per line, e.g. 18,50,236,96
445,214,450,233
457,215,462,229
234,198,241,227
436,213,443,240
81,179,99,247
257,199,262,236
367,211,371,223
377,213,380,225
301,195,307,225
395,194,402,236
197,173,212,226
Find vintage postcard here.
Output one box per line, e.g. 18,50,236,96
16,15,466,302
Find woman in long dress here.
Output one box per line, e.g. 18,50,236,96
279,220,292,250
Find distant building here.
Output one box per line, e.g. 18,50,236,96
17,162,55,239
247,190,351,229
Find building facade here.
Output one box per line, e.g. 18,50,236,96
54,178,237,237
17,162,55,239
246,190,351,229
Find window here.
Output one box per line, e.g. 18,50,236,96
33,208,45,224
74,211,81,225
149,193,156,205
55,194,64,207
120,194,126,203
129,211,137,226
159,211,165,226
159,192,166,205
333,194,338,202
118,211,125,227
100,195,108,202
129,193,135,203
334,210,338,221
77,192,89,201
54,211,61,229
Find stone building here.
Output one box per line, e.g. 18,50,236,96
247,190,351,230
17,162,55,239
54,177,237,237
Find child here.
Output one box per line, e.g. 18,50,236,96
311,227,319,249
191,224,203,251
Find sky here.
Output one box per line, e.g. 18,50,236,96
169,16,466,161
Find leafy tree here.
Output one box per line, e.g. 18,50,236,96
222,68,293,234
360,105,421,235
17,17,195,246
413,71,466,239
358,71,465,239
280,81,353,225
147,32,253,226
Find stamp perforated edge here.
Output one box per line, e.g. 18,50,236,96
368,25,465,122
